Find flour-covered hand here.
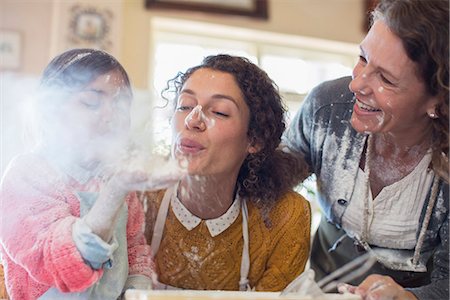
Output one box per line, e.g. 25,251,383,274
345,275,417,300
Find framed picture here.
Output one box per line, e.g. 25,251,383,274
0,30,22,70
68,5,113,50
145,0,268,19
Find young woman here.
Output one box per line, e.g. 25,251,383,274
283,0,449,299
0,48,180,299
143,54,311,291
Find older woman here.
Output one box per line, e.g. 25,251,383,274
283,0,448,299
143,54,311,291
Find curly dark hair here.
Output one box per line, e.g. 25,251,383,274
373,0,449,182
163,54,309,213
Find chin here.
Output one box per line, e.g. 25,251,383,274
351,115,375,134
185,164,210,177
186,167,203,176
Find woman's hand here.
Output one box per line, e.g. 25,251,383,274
337,275,417,300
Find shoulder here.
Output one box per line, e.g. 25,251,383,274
142,189,166,206
1,153,58,191
308,76,353,102
2,153,46,176
141,189,167,232
269,190,311,225
139,189,167,218
302,76,354,115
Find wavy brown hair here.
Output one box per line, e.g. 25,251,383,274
163,54,309,213
373,0,449,182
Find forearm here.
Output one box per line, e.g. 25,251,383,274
84,179,128,241
126,193,154,277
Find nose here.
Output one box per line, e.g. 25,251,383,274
185,105,206,131
98,101,117,134
102,101,114,122
349,65,372,96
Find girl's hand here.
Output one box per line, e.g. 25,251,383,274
110,167,185,193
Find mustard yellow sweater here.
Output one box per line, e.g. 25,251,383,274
144,190,311,291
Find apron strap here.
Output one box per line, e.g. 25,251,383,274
151,184,251,291
239,199,251,291
151,183,177,258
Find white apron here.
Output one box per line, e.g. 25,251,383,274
151,183,251,291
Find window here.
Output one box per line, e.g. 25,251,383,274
148,17,358,149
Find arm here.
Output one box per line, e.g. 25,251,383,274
255,192,311,291
123,192,154,290
282,76,355,177
0,158,103,292
408,212,449,299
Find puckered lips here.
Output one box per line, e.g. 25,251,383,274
353,97,382,115
177,138,206,155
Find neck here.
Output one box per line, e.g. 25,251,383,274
373,128,432,158
366,130,431,198
178,175,238,219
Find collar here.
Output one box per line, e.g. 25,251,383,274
171,193,241,237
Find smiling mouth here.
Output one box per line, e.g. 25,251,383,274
355,98,382,112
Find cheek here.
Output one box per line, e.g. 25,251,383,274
170,114,185,135
217,126,249,153
60,112,92,136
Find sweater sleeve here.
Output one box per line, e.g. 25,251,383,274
124,192,153,282
255,192,311,291
0,157,103,293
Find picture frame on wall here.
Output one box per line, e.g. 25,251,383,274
68,5,113,51
145,0,268,19
0,30,22,70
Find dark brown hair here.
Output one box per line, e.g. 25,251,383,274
373,0,449,182
40,48,132,97
163,54,309,213
33,48,132,146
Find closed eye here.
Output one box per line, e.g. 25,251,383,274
79,92,101,110
82,100,100,109
358,55,367,64
379,73,394,86
176,106,193,111
213,111,229,117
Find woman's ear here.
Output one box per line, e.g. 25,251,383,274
426,97,441,119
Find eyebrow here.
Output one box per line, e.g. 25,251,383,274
359,45,399,81
180,89,239,106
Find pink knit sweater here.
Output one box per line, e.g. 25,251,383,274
0,153,153,300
